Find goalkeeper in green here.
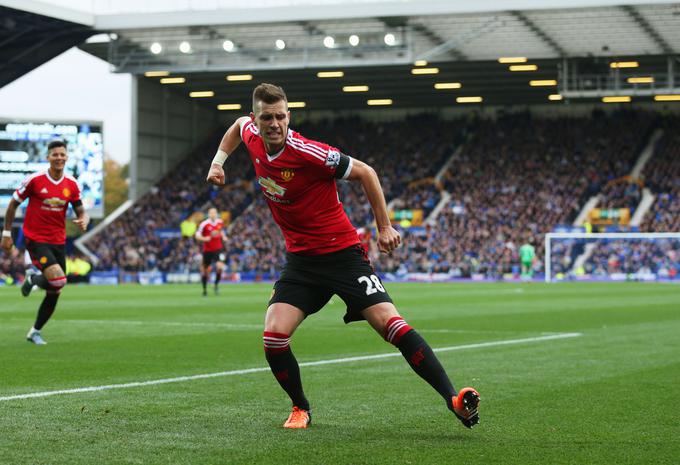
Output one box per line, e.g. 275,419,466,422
519,240,536,280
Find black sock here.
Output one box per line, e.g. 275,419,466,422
31,273,50,290
201,274,207,291
214,270,221,287
263,332,310,411
34,292,60,330
384,317,456,403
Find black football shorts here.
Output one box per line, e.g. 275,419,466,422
269,244,393,323
25,240,66,272
202,250,225,267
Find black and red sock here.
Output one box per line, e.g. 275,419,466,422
263,331,310,411
384,316,456,402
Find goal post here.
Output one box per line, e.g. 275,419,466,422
544,232,680,283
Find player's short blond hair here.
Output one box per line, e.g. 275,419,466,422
252,83,288,113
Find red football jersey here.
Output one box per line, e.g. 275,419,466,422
240,120,359,255
197,218,224,252
13,170,81,244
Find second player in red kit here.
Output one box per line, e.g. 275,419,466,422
195,207,227,296
1,140,90,345
206,83,479,430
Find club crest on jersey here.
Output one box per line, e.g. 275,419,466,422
325,150,341,167
62,188,71,197
258,177,286,197
280,169,295,182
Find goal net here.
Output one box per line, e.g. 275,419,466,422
544,232,680,283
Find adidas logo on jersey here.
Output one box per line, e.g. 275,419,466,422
40,188,48,193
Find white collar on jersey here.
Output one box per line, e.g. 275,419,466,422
265,129,292,162
46,170,65,185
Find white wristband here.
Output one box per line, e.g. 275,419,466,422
212,149,229,166
2,230,11,238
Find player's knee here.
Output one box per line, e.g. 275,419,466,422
263,331,290,354
383,316,413,346
47,275,67,293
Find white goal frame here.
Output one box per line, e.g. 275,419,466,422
544,232,680,283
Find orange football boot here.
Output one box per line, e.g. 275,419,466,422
452,387,480,428
283,406,311,429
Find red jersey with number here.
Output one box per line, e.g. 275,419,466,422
197,218,224,252
240,120,359,255
13,170,81,244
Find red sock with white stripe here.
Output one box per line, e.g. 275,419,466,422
384,316,456,402
263,331,310,411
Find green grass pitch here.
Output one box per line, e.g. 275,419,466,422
1,282,679,465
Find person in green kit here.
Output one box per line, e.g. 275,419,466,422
519,238,536,280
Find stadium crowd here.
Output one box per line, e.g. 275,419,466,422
641,115,680,232
4,109,679,283
376,109,655,277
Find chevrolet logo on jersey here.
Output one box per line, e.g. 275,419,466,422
280,169,295,182
43,197,67,207
258,177,286,197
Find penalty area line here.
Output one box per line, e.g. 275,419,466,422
0,332,581,402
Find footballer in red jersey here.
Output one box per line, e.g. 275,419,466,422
206,84,479,430
195,207,227,296
2,140,90,345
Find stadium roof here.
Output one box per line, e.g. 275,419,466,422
3,0,679,108
0,4,94,88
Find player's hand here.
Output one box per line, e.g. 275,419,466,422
73,214,90,232
377,225,401,254
1,236,13,253
206,163,225,186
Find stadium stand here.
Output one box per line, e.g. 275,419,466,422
6,109,675,282
378,109,656,277
75,109,667,277
641,115,680,232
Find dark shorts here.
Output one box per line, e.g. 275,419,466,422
269,244,393,323
25,240,66,272
202,250,225,267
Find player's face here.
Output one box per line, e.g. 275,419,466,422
47,147,68,172
251,99,290,152
208,208,218,220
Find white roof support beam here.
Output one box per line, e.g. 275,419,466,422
416,17,503,62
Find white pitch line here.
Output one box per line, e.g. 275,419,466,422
64,319,262,330
0,332,581,402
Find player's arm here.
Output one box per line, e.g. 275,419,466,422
1,198,20,252
71,201,90,232
345,158,401,253
194,230,209,242
206,116,250,186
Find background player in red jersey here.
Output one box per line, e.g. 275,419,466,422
195,207,227,296
1,140,89,345
206,83,479,429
